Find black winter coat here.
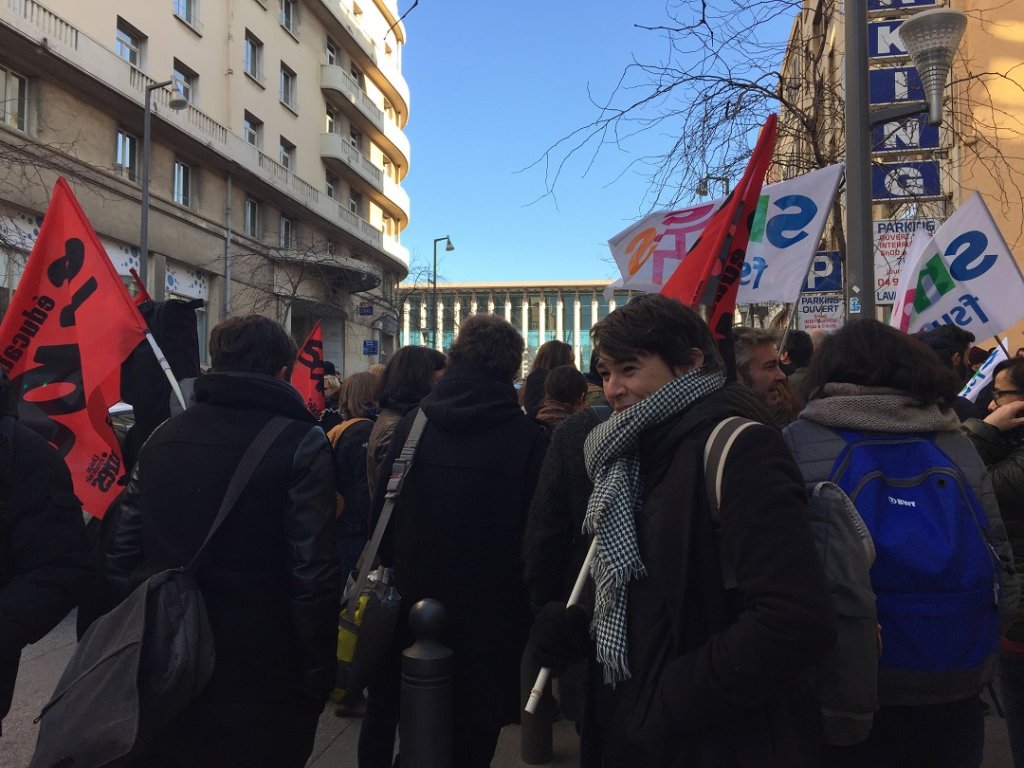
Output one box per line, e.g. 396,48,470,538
333,417,374,535
106,372,340,766
376,362,549,732
585,385,836,768
0,418,91,731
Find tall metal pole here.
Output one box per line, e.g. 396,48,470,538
432,238,439,350
140,80,172,298
844,0,876,321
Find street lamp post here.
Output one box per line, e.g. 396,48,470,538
431,235,454,349
140,79,188,298
696,175,731,198
844,6,966,321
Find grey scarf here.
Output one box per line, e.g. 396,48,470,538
799,383,960,433
583,367,725,684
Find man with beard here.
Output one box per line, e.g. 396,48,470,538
733,327,791,424
916,324,984,421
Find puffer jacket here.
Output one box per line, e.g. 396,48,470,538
961,419,1024,643
784,414,1019,705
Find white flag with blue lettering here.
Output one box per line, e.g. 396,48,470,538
959,344,1007,402
607,164,844,303
894,193,1024,338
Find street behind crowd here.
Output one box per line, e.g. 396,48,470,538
0,613,1013,768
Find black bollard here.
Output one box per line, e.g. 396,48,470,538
520,650,555,764
401,598,453,768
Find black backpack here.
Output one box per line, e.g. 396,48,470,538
30,416,288,768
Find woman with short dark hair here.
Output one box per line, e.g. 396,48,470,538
521,339,576,419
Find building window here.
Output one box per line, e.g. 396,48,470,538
279,216,294,248
279,64,297,110
172,160,193,207
244,197,261,237
243,31,263,83
326,239,336,256
115,18,144,68
115,128,138,181
325,106,337,134
279,137,295,170
383,98,394,123
280,0,297,34
243,111,262,148
349,189,363,217
350,63,364,90
348,126,362,152
326,38,338,66
172,59,197,105
173,0,199,28
325,173,338,199
0,66,27,132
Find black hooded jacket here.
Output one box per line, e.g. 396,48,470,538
375,361,549,731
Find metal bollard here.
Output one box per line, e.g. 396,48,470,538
520,650,554,764
401,598,453,768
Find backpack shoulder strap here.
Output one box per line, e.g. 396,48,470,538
327,417,371,448
703,416,759,590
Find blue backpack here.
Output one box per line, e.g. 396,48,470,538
830,430,1001,681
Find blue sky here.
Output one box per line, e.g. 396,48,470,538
400,1,691,284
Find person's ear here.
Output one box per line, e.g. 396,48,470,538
674,348,704,376
274,366,289,381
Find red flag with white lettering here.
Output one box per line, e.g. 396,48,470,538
291,320,325,419
661,114,778,341
0,178,148,518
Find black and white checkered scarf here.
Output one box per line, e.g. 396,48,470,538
583,367,726,684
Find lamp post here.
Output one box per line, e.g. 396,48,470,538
696,175,730,198
844,6,966,321
140,79,188,298
431,235,454,349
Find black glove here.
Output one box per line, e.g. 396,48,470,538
529,602,590,673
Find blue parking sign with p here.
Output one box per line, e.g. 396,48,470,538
803,251,843,293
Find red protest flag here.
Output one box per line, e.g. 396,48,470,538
0,177,148,518
661,114,778,340
291,320,325,419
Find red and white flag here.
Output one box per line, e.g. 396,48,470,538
660,115,778,340
0,178,149,518
291,320,325,419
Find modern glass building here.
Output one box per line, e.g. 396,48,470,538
399,280,642,374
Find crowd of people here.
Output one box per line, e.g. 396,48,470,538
2,298,1024,768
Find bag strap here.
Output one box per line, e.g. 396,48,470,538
345,408,428,619
186,415,291,572
327,417,371,449
703,416,759,590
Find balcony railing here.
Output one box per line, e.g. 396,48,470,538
0,0,408,272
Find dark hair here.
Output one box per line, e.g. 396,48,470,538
590,294,724,375
544,364,587,405
584,347,602,387
801,319,959,405
339,371,378,419
732,327,777,381
447,314,524,382
994,358,1024,390
209,315,297,377
376,345,446,408
914,324,976,369
782,330,814,367
531,340,574,372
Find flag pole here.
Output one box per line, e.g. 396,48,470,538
145,330,187,411
525,537,597,715
994,336,1010,357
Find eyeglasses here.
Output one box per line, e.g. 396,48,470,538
992,389,1024,405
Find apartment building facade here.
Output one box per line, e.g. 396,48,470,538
776,0,1024,341
0,0,410,371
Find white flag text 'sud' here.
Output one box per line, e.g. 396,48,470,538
607,164,844,304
